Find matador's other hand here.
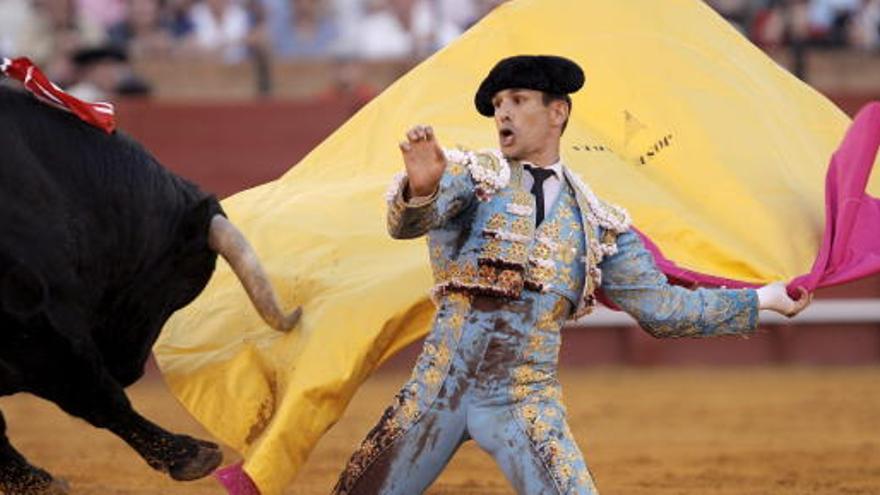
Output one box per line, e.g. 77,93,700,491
399,124,446,198
756,282,813,317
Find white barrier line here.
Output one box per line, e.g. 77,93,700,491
573,299,880,327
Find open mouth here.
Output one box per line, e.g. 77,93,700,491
499,128,515,146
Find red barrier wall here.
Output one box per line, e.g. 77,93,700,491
117,100,355,198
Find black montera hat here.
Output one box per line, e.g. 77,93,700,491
474,55,585,117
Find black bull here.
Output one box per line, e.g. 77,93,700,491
0,86,295,494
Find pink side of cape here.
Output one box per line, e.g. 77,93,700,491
215,462,260,495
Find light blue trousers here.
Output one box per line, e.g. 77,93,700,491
334,293,599,495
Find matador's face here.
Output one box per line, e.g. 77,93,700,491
492,88,566,164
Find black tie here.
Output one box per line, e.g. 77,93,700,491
527,166,555,226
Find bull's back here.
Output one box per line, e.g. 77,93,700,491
0,87,221,358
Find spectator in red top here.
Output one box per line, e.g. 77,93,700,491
316,56,379,116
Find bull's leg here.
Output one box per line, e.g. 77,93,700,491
105,408,224,481
24,333,222,482
0,410,69,495
39,374,221,481
0,317,68,494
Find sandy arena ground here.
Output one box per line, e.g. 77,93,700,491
1,367,878,494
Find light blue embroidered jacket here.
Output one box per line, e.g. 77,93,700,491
386,148,758,337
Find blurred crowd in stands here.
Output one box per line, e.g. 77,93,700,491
0,0,507,97
0,0,877,101
709,0,880,49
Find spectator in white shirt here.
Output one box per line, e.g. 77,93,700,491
352,0,460,60
849,0,880,49
187,0,252,62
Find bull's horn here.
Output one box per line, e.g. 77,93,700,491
207,215,301,332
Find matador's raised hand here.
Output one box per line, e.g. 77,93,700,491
399,124,447,198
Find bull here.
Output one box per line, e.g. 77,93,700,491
0,85,300,494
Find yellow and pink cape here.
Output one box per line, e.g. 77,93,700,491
154,1,880,493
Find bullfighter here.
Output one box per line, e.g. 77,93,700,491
332,55,811,494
